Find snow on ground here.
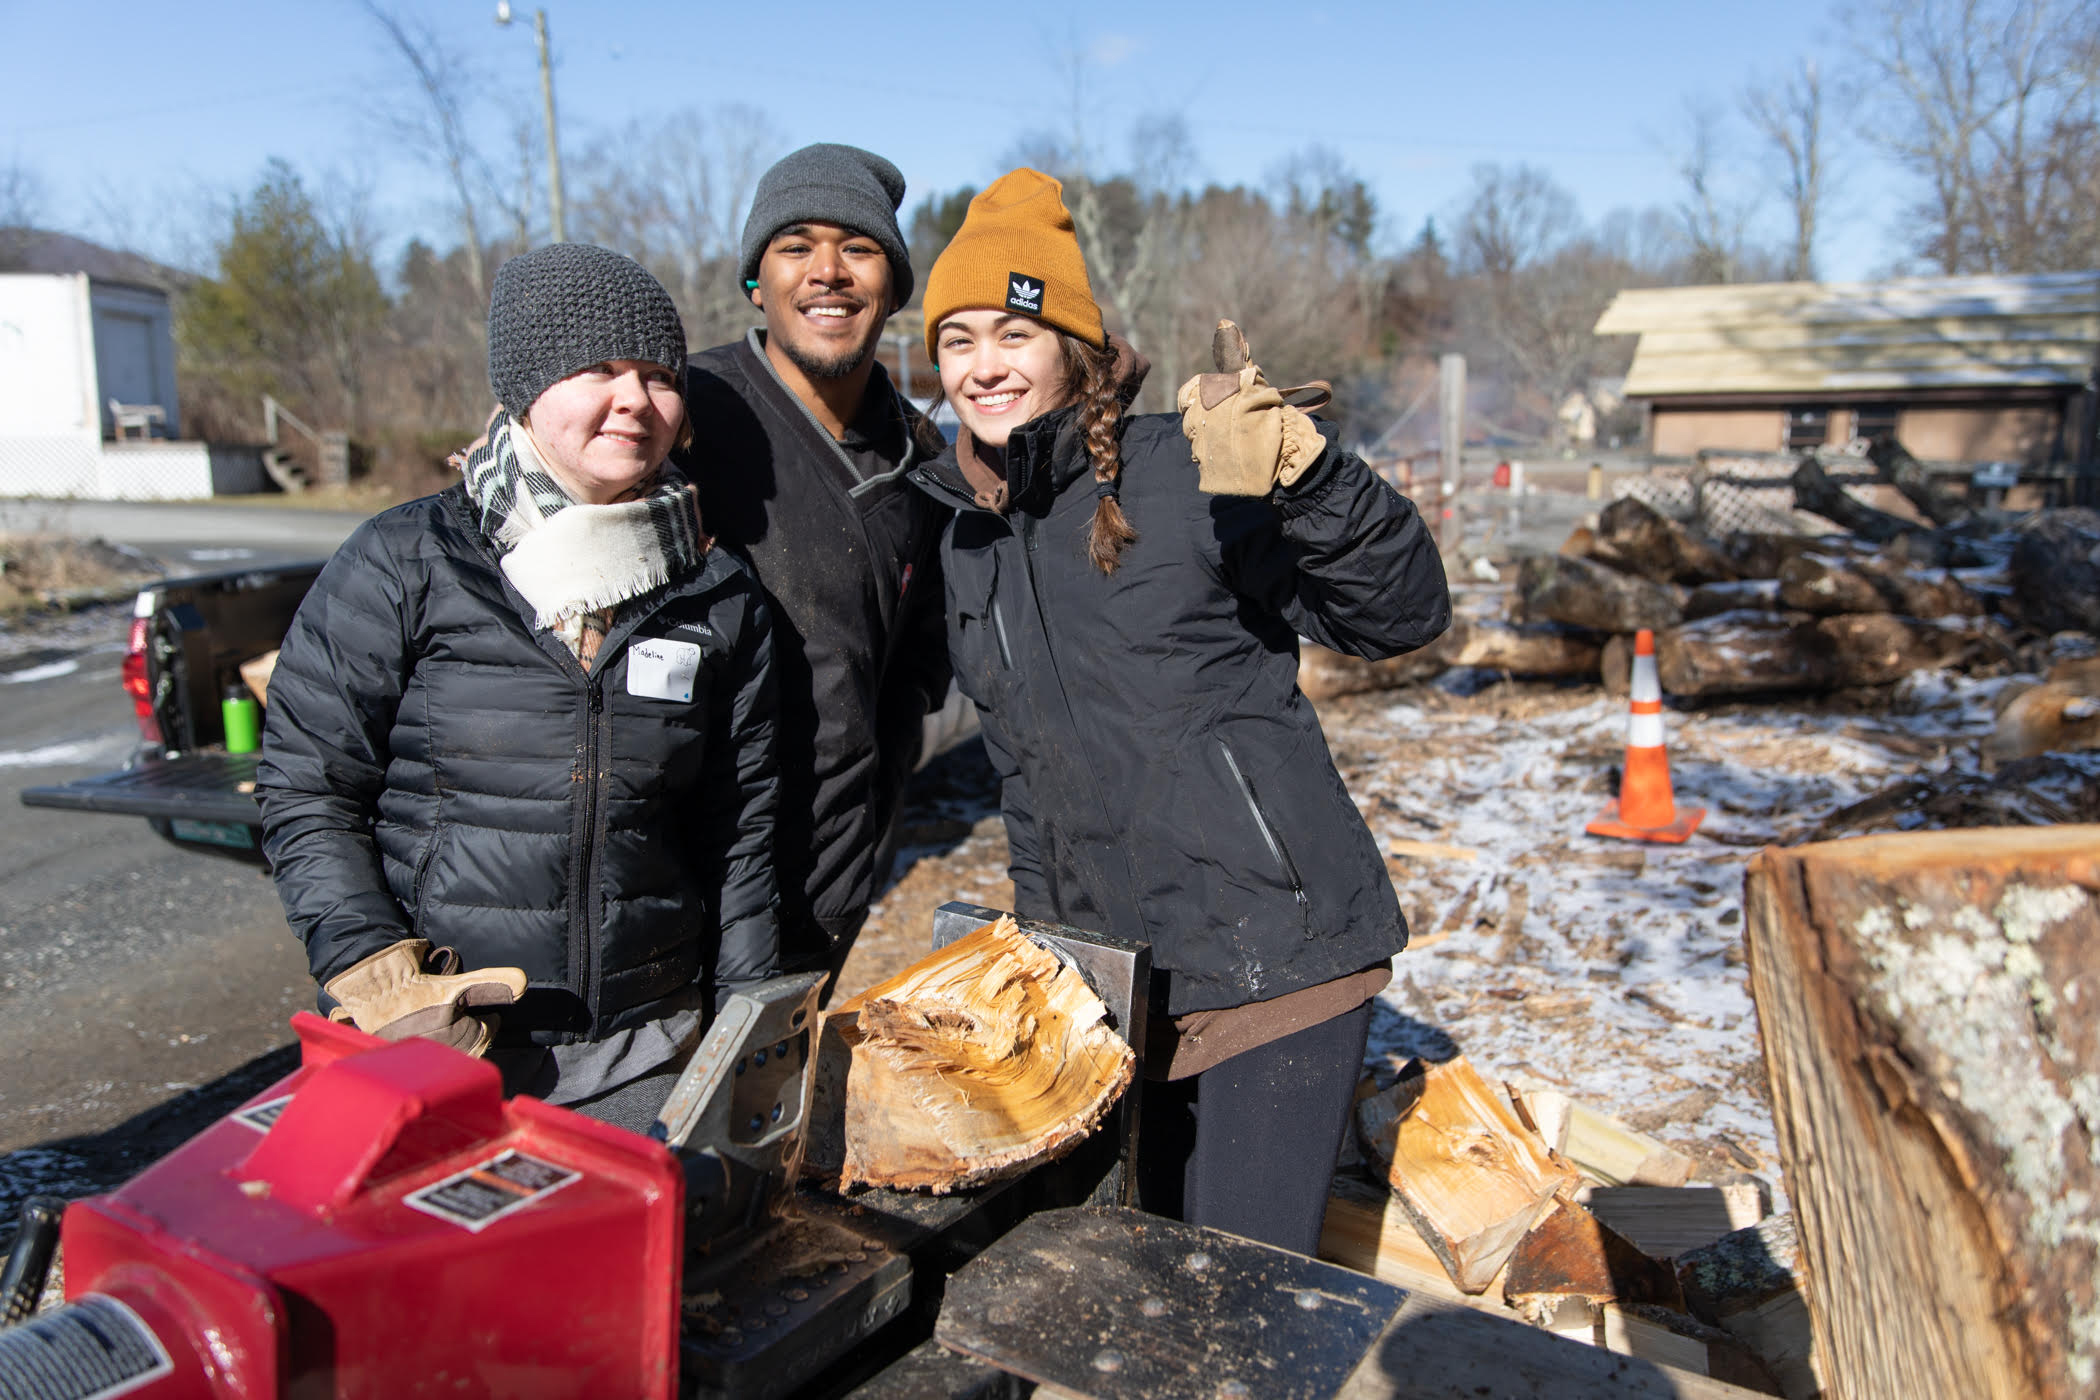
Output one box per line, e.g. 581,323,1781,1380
1345,664,2022,1197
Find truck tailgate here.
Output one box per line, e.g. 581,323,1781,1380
22,752,262,830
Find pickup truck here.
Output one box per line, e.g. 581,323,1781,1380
20,560,981,861
20,560,321,860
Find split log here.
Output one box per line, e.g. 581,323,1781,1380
1677,1216,1822,1400
812,916,1134,1193
1745,827,2100,1399
1518,554,1684,633
1776,553,1983,617
1584,497,1741,586
1505,1082,1696,1187
1577,1184,1767,1259
240,650,279,706
1684,579,1783,621
1502,1196,1684,1319
2009,507,2100,635
1356,1055,1579,1293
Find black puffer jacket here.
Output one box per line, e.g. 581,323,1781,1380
257,486,779,1043
912,409,1449,1016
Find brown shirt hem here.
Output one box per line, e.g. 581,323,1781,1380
1144,963,1392,1081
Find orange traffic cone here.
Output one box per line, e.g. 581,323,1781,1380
1586,629,1704,843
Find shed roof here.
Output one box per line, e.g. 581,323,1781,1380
1594,271,2100,398
0,229,188,294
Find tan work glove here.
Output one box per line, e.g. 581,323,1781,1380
1177,363,1331,497
324,939,529,1058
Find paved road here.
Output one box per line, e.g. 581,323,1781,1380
0,501,372,1211
0,498,367,571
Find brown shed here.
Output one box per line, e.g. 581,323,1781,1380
1594,272,2100,466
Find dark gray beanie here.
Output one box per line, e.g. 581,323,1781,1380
738,143,913,306
487,243,688,416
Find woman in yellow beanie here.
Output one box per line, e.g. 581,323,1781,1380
910,169,1451,1254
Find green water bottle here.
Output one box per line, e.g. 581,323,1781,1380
222,682,261,754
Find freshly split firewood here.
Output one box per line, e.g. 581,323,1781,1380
811,916,1134,1193
1502,1195,1684,1320
1356,1055,1579,1293
1505,1081,1695,1188
1746,827,2100,1399
1519,553,1684,633
1677,1216,1822,1400
1578,1183,1767,1259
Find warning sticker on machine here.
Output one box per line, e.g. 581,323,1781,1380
231,1094,292,1133
0,1293,174,1398
403,1149,580,1232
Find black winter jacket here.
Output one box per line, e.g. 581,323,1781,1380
912,409,1450,1016
681,333,952,943
256,486,780,1043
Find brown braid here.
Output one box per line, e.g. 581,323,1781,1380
1060,334,1136,573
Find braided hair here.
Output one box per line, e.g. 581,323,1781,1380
1060,334,1136,574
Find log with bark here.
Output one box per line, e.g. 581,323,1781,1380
1676,1216,1822,1400
1604,611,2005,698
1865,434,1969,527
1298,630,1458,701
1806,753,2100,840
1501,1195,1685,1321
2008,507,2100,635
1356,1055,1579,1293
807,916,1135,1193
1775,552,1984,618
1584,497,1741,586
1816,613,2008,686
1685,579,1784,621
1519,554,1684,634
1745,827,2100,1399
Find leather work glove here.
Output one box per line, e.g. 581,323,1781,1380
324,939,529,1058
1176,321,1333,496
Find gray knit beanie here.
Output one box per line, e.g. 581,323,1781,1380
738,143,913,306
487,243,687,417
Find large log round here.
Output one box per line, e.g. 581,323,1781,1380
1745,828,2100,1399
1519,554,1683,633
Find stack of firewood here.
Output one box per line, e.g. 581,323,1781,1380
1319,1054,1820,1398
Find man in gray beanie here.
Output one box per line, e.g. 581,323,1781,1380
682,143,951,996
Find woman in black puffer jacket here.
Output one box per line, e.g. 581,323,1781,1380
257,244,779,1132
911,170,1451,1253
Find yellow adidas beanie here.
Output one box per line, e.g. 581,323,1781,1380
922,168,1106,361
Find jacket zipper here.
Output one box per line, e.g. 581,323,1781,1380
575,679,603,1024
1219,739,1310,915
990,596,1015,668
411,823,444,919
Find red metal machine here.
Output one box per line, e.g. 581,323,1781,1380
0,1013,684,1399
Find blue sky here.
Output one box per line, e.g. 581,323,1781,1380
4,0,1904,280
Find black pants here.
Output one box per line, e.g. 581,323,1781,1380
1135,999,1373,1256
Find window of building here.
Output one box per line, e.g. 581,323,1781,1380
1784,407,1829,449
1852,405,1898,442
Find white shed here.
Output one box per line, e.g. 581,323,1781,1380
0,234,265,500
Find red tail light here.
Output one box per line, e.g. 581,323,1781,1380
123,609,162,744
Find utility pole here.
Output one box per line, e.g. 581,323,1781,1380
498,4,566,242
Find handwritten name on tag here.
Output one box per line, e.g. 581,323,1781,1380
627,637,702,703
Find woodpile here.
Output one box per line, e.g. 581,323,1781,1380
803,916,1134,1193
1300,458,2100,770
1745,828,2100,1399
1322,1054,1819,1396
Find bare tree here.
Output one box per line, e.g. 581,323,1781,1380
1851,0,2100,272
1744,59,1833,280
0,158,43,269
361,2,493,302
1670,99,1760,283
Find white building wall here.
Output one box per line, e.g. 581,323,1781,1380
0,274,99,440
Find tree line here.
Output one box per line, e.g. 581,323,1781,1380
4,0,2096,489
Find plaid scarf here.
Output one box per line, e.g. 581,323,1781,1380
457,409,709,666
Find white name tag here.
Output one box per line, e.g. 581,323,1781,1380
626,637,702,702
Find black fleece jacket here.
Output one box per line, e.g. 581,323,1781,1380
680,331,952,941
912,408,1450,1015
257,486,780,1043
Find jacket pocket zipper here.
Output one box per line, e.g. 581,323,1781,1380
1218,740,1309,913
410,823,444,919
991,598,1015,669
